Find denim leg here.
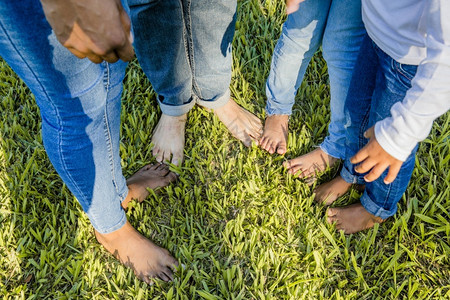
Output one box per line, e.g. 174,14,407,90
319,0,365,159
0,1,128,234
190,0,236,109
340,34,379,185
359,45,418,219
265,0,331,116
128,0,195,116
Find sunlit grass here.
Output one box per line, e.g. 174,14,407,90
1,1,449,299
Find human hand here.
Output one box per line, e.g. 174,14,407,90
286,0,305,14
350,126,404,184
40,0,134,63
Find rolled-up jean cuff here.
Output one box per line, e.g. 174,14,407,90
158,97,196,116
360,192,396,219
265,100,293,116
92,209,127,234
197,89,231,110
90,184,129,234
340,164,365,185
319,142,342,160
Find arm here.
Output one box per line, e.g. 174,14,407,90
351,0,450,183
40,0,134,63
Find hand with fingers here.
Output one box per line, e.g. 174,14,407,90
350,126,404,185
286,0,305,14
40,0,134,63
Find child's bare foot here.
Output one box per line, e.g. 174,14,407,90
314,175,353,205
122,163,178,209
214,99,263,147
283,148,338,180
152,113,187,166
95,221,178,284
259,115,289,154
327,203,385,234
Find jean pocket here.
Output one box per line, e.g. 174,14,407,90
127,0,160,7
394,61,418,89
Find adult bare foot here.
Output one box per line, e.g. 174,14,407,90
314,175,353,205
95,221,178,284
283,148,338,180
152,113,187,166
327,203,385,234
214,99,263,147
122,163,178,209
259,115,289,155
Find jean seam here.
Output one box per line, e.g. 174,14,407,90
102,64,120,195
0,21,92,211
184,0,201,99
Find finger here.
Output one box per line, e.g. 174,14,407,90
115,10,135,62
101,50,120,63
384,163,402,184
67,47,88,60
354,157,377,174
158,272,170,282
364,126,375,139
85,53,104,64
364,163,388,182
350,148,369,164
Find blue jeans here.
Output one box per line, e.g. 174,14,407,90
340,34,418,219
128,0,236,116
265,0,365,159
0,1,129,233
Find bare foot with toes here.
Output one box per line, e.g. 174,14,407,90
314,175,353,205
122,163,178,209
259,114,289,154
327,203,385,234
152,113,187,166
214,98,263,147
95,221,178,284
284,148,338,180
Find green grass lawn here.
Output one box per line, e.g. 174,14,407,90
1,1,449,299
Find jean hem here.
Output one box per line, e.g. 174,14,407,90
197,89,231,110
319,141,343,160
360,192,396,220
93,211,127,234
158,97,196,116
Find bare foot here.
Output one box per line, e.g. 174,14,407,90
95,221,178,284
314,175,353,205
214,99,263,147
152,113,187,166
327,203,385,234
283,148,338,180
122,163,178,209
259,115,289,155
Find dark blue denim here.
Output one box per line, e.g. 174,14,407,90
0,1,130,233
340,34,418,219
128,0,236,116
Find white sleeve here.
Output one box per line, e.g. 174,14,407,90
374,0,450,161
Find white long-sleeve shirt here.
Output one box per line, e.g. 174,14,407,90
362,0,450,161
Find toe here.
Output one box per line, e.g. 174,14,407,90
149,163,159,171
277,143,287,155
162,267,174,281
165,172,178,184
327,208,338,217
158,272,171,282
162,150,171,163
172,152,184,166
154,149,164,163
260,136,268,149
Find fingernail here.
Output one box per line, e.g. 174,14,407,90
384,180,390,185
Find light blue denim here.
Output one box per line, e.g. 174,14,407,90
340,34,418,219
265,0,366,159
0,1,130,233
128,0,236,116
